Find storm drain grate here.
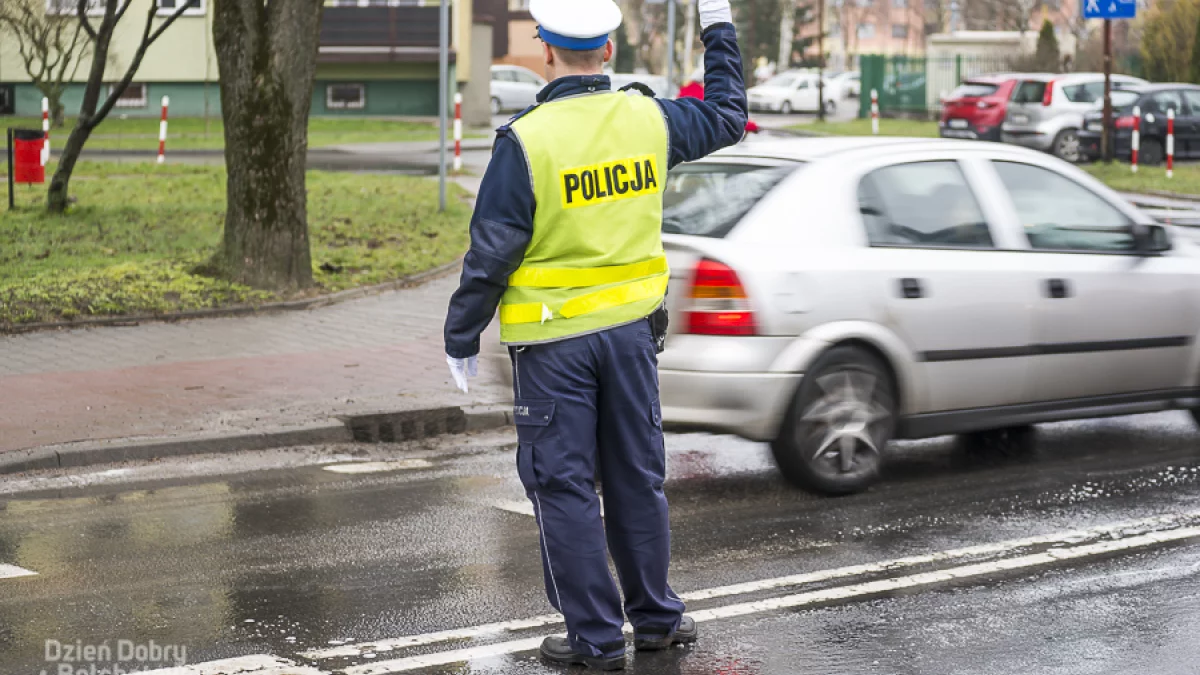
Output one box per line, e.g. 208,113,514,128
342,407,469,443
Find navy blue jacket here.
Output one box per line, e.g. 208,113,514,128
444,23,748,359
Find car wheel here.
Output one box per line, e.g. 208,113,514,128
823,99,837,116
780,101,793,115
958,426,1037,462
1052,129,1082,163
1140,138,1165,166
770,346,897,495
490,97,501,116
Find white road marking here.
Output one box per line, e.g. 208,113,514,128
322,460,433,474
0,564,37,579
303,509,1200,660
138,654,327,675
489,498,605,519
338,524,1200,674
490,499,536,517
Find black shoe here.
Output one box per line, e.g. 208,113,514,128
540,636,625,670
633,616,698,651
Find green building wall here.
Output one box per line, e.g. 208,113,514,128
4,67,455,119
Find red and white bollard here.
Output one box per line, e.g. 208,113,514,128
41,97,50,166
870,89,879,136
453,92,463,172
1131,105,1140,174
1167,108,1175,179
157,95,170,165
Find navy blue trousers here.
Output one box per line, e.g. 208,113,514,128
510,319,685,657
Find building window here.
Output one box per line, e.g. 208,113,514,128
854,0,873,6
157,0,205,15
857,23,876,39
46,0,104,15
892,0,907,6
891,23,909,38
508,0,531,9
111,83,148,109
327,83,366,110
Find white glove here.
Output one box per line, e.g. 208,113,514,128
698,0,732,29
446,354,478,393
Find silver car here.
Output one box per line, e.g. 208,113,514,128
655,136,1196,495
1002,73,1146,162
490,65,547,115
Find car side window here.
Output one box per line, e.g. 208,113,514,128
858,161,994,248
493,71,515,83
992,161,1135,252
1063,83,1095,103
1182,91,1200,113
796,79,810,90
1150,91,1184,115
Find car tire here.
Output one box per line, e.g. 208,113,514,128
770,346,897,496
1052,129,1082,163
958,426,1037,461
823,99,837,116
1140,138,1165,166
490,97,502,116
780,101,793,115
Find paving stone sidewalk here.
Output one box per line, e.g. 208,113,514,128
0,271,510,455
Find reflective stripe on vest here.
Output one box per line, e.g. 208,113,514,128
508,255,668,289
501,275,669,325
500,91,669,344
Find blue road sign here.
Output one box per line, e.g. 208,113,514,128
1083,0,1137,20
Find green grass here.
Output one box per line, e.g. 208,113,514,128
796,117,940,138
0,162,471,327
4,116,477,151
1083,162,1200,197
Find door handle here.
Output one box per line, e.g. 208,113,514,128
1045,278,1072,299
898,278,925,299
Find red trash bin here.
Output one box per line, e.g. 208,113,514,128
12,129,46,185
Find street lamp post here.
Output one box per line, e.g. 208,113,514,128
438,0,450,212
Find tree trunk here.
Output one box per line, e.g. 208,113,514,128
46,11,115,214
212,0,322,291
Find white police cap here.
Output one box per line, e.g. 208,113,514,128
531,0,622,51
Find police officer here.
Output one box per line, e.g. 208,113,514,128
444,0,746,668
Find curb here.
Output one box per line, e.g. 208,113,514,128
0,404,513,476
1,257,464,335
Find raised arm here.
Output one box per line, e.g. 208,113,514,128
656,1,748,169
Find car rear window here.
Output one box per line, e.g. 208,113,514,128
1111,90,1140,108
948,82,998,99
1012,80,1047,104
662,163,796,238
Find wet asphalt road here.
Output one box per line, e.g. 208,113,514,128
2,413,1200,675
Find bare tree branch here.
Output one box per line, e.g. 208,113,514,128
77,0,98,40
91,0,192,128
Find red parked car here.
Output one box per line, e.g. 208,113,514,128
939,75,1020,142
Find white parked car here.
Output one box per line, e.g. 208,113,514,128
748,71,839,115
655,136,1191,495
826,71,861,100
490,65,546,115
1002,72,1147,162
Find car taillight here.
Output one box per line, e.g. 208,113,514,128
1042,83,1055,106
977,100,996,109
684,259,756,336
1115,116,1136,129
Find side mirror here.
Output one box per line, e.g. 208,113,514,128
1134,224,1171,254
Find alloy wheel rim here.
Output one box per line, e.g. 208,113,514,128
1060,134,1080,162
799,370,891,475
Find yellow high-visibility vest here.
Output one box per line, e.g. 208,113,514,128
501,90,669,345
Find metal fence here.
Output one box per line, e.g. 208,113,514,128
858,54,1017,118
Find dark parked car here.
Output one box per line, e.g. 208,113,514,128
939,75,1020,142
1079,84,1200,164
